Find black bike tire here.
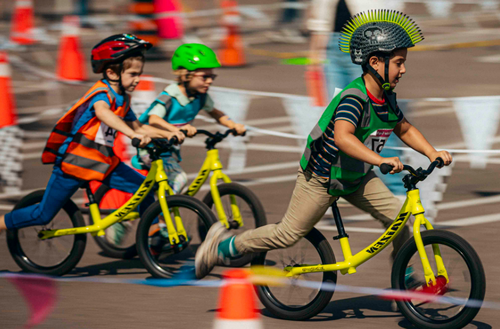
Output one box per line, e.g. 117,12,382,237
391,230,486,329
136,195,218,278
252,228,337,320
6,189,87,276
202,182,267,267
89,183,138,259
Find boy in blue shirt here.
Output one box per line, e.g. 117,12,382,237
134,43,246,194
0,34,177,234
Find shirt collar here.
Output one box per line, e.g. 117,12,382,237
165,84,196,106
102,79,124,104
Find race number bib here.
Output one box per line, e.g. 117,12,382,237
364,129,393,154
94,123,117,147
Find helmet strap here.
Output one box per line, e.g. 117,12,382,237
182,71,198,98
365,56,397,111
365,55,392,92
104,63,125,93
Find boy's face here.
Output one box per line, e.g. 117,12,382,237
370,48,408,89
187,68,216,94
120,59,144,92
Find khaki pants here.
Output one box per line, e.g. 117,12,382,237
234,168,410,260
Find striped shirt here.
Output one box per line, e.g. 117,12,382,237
309,93,405,178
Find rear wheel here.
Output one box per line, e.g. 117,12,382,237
7,190,87,276
391,230,486,329
252,228,336,320
136,195,217,278
203,183,267,267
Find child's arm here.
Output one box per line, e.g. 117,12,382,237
208,108,246,135
148,115,188,140
127,120,184,142
334,120,404,174
394,118,453,166
94,100,151,147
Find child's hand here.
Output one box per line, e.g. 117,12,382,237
429,151,452,168
171,131,185,143
180,124,197,137
378,157,403,174
132,133,151,148
233,123,246,135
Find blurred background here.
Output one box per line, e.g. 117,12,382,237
0,0,499,328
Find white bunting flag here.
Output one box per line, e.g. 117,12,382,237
425,0,454,18
453,96,500,169
209,90,252,171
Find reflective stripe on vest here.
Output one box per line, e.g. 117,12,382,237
42,80,128,181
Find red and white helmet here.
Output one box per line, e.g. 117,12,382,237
91,34,152,74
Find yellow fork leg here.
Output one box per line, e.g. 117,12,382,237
413,214,438,285
158,181,180,245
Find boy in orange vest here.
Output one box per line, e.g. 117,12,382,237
0,34,181,233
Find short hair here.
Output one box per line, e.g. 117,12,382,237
104,55,144,77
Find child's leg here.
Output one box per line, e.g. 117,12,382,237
342,170,409,261
3,166,83,230
233,168,337,254
101,162,155,216
162,156,187,194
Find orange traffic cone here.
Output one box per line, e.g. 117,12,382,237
10,0,35,45
56,16,87,81
0,52,18,128
218,0,246,67
213,269,263,329
132,75,157,118
305,68,327,107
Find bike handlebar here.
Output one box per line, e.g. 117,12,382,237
380,157,444,176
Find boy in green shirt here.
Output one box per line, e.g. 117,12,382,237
195,10,453,279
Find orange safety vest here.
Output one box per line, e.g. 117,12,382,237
42,80,131,181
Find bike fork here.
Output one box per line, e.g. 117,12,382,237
413,214,449,285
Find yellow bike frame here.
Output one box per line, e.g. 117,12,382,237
184,148,243,229
285,189,448,287
37,159,189,246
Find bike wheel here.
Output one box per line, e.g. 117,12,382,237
136,195,218,278
202,182,267,267
252,228,336,320
391,230,486,329
6,190,87,276
89,184,138,259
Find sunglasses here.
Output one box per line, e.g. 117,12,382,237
193,73,217,81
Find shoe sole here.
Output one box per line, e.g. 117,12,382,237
195,223,226,279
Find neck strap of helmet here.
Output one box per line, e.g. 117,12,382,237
364,55,398,111
104,62,125,93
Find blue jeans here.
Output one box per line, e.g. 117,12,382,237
5,163,155,230
325,32,361,101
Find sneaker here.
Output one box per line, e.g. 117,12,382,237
106,222,132,246
195,222,232,279
405,266,421,290
148,227,170,257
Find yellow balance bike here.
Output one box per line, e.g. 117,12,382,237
6,138,218,277
93,129,267,273
252,158,485,329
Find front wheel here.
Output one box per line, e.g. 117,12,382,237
202,182,267,267
252,228,336,320
136,195,218,278
6,190,87,276
391,230,486,329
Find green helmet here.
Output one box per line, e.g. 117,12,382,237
172,43,221,71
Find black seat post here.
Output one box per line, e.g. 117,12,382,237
84,183,96,205
332,200,349,240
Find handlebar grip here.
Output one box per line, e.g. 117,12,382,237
171,136,179,144
179,129,188,135
131,138,141,148
380,163,394,175
436,157,444,167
